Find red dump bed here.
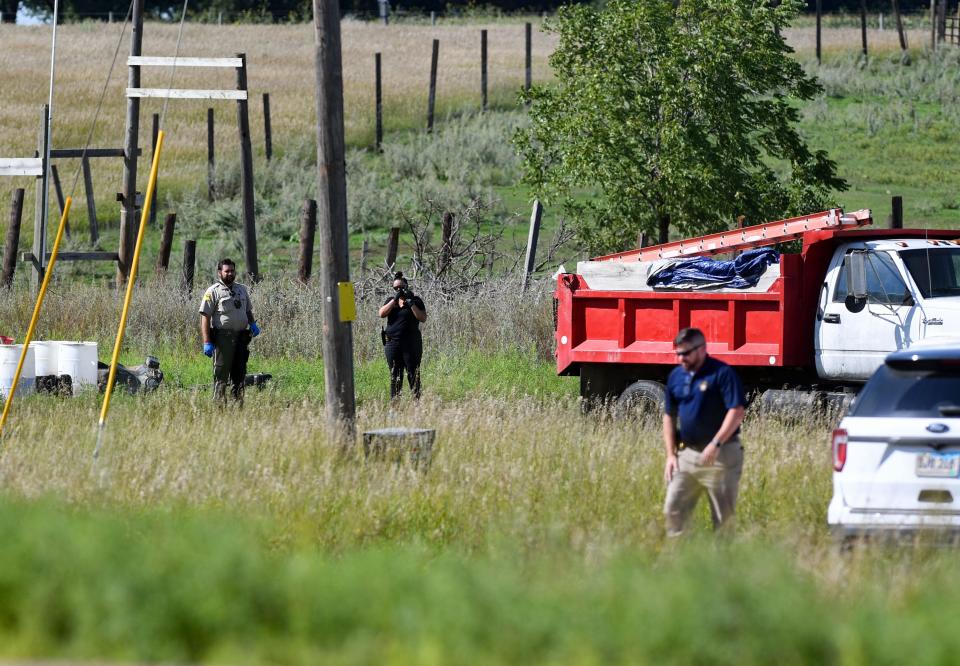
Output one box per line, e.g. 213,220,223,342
555,253,805,374
554,226,960,376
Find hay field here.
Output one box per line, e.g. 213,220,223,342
0,19,938,241
0,19,555,231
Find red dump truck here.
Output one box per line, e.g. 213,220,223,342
554,209,960,411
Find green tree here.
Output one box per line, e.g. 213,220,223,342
514,0,847,255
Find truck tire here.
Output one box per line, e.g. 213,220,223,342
615,380,666,419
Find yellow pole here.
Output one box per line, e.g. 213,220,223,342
96,130,164,455
0,197,73,436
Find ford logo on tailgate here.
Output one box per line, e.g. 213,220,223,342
927,423,951,434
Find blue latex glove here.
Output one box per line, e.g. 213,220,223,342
250,322,261,337
203,342,215,357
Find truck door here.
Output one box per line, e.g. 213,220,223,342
815,249,919,381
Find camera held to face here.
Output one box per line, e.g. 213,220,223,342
395,287,415,305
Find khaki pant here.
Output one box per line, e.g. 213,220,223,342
664,441,744,537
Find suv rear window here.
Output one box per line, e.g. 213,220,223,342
850,365,960,418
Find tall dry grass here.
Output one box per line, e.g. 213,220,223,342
0,274,557,362
0,19,555,234
0,387,835,553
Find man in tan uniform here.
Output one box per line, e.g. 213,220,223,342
199,258,260,403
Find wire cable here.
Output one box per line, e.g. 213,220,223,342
67,0,134,199
160,0,190,129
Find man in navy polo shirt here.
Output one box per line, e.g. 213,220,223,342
662,327,746,536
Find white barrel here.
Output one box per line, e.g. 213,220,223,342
57,342,98,395
0,344,36,399
32,341,59,376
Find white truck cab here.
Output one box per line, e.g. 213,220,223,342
815,239,960,382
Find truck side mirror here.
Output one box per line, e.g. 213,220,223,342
845,252,868,308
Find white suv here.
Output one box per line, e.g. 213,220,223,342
828,347,960,538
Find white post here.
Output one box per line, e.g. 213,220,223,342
879,13,884,30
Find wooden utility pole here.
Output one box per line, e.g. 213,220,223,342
313,0,356,432
236,53,260,281
118,0,144,286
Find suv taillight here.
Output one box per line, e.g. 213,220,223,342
832,428,848,472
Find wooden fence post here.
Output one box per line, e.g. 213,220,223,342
50,164,65,216
860,0,869,57
33,104,50,290
49,164,71,240
298,198,317,283
235,53,260,281
890,196,903,229
481,29,488,112
150,112,159,226
893,0,908,50
375,53,383,152
360,238,369,275
182,239,196,291
938,0,947,42
262,92,272,161
931,0,937,48
816,0,822,64
522,199,543,290
386,225,399,269
207,107,215,201
82,157,99,241
118,0,144,287
156,213,176,274
439,211,453,275
524,22,532,96
427,39,439,133
2,189,24,288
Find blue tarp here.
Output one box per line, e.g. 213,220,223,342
646,248,780,290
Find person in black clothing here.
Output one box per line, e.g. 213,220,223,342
378,271,427,399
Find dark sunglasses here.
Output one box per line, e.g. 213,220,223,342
393,285,405,291
674,343,703,357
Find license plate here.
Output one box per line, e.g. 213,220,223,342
916,451,960,478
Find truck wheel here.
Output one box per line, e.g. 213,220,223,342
615,380,666,419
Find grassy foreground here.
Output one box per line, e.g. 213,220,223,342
2,498,960,665
0,385,957,664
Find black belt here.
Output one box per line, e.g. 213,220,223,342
681,437,740,452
